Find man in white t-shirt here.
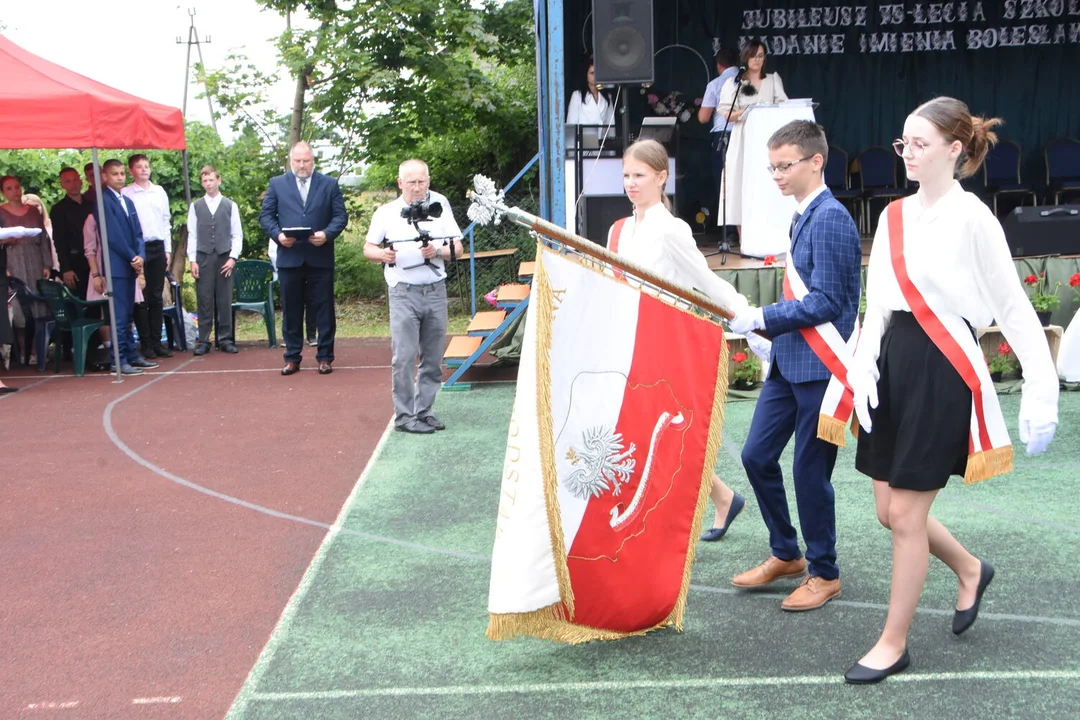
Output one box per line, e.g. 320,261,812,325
364,159,464,434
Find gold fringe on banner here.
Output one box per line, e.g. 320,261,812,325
668,332,730,632
534,249,575,619
817,414,848,448
963,445,1014,484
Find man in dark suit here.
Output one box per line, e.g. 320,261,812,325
259,141,348,375
94,159,156,375
728,120,862,612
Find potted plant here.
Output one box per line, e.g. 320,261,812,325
986,341,1014,383
731,350,761,390
1023,272,1061,325
1070,272,1080,303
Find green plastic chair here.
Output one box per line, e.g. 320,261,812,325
36,279,108,377
231,259,277,348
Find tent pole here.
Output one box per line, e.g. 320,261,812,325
92,149,124,382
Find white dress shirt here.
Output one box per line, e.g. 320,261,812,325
122,182,172,251
365,191,463,287
566,90,614,126
186,193,244,263
862,181,1059,424
607,203,748,314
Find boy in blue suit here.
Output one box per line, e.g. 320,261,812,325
728,121,862,611
94,159,154,375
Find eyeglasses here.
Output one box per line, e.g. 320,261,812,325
892,139,934,157
767,155,813,175
402,179,430,186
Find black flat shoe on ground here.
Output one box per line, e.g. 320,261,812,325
953,560,995,635
700,493,745,542
844,649,911,685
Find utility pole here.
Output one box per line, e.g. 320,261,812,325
176,8,218,206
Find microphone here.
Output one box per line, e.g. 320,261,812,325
736,64,748,78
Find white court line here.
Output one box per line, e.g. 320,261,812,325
247,670,1080,701
2,363,391,380
224,420,397,720
132,696,182,705
25,700,80,710
0,375,56,397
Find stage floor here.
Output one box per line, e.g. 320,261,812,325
695,236,873,270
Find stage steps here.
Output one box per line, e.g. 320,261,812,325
443,272,534,389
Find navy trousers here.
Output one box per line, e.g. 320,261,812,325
741,363,839,580
279,265,335,363
111,275,140,366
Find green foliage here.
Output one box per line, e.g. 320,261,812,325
334,239,387,301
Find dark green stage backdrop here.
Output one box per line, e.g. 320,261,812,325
564,0,1080,226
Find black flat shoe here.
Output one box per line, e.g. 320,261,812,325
953,560,995,635
0,386,18,394
700,493,745,542
844,649,910,685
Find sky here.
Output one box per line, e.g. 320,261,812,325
3,0,297,138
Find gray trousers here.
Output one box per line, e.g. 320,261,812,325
389,280,447,426
195,251,234,345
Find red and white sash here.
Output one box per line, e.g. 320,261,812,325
884,200,1013,483
781,263,860,447
608,218,628,280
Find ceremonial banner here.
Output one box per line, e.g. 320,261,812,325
487,243,729,643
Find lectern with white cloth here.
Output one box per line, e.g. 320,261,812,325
729,100,816,257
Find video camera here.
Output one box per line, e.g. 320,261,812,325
400,198,443,224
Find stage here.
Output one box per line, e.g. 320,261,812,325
695,236,873,270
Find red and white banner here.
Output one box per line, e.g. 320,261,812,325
487,244,729,643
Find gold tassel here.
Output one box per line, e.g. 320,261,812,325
817,414,847,447
669,327,730,632
963,445,1014,484
849,415,860,440
534,248,576,619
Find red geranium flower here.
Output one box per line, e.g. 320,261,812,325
998,341,1011,355
1024,274,1038,285
763,255,777,266
732,351,748,363
1070,272,1080,287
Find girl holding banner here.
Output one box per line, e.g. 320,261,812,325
608,139,769,540
845,97,1059,684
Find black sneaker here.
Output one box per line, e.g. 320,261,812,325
140,344,157,359
129,358,159,369
152,344,174,358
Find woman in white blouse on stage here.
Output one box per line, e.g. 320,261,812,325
845,97,1059,684
610,139,771,541
566,56,614,129
718,39,788,237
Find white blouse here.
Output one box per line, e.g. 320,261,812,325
718,72,788,114
862,182,1059,424
566,90,614,126
606,203,748,315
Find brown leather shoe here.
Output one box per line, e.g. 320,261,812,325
281,361,300,376
781,575,842,612
318,361,333,375
731,556,807,588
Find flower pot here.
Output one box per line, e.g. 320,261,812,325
732,378,757,391
989,371,1003,383
1036,310,1052,326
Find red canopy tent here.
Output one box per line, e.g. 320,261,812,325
0,34,186,379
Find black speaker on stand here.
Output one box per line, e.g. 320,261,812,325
593,0,655,149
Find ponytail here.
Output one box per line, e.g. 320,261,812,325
961,115,1002,179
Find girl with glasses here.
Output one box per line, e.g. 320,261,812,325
845,97,1060,683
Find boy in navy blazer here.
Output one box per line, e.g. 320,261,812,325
728,121,862,611
259,142,348,375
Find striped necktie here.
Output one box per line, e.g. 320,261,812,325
789,211,801,240
298,177,309,205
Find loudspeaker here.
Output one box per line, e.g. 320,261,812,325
1002,205,1080,257
592,0,654,85
583,196,630,245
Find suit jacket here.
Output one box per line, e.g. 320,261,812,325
259,171,348,269
93,190,145,281
761,188,862,383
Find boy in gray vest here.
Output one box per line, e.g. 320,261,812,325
187,165,244,355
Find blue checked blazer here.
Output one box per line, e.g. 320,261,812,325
761,188,862,383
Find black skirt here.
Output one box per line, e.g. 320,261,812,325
0,276,13,347
855,311,972,491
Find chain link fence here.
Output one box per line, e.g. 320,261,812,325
445,160,541,316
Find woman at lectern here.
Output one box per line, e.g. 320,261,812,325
718,39,789,239
566,55,614,129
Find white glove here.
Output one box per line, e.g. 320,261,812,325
1019,418,1056,456
745,332,772,367
848,357,879,433
729,306,764,336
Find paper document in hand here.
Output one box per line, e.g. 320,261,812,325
487,243,730,643
0,226,43,241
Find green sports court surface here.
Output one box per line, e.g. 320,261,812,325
227,386,1080,719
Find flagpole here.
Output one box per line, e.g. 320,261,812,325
470,192,737,322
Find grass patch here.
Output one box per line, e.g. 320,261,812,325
233,298,472,341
